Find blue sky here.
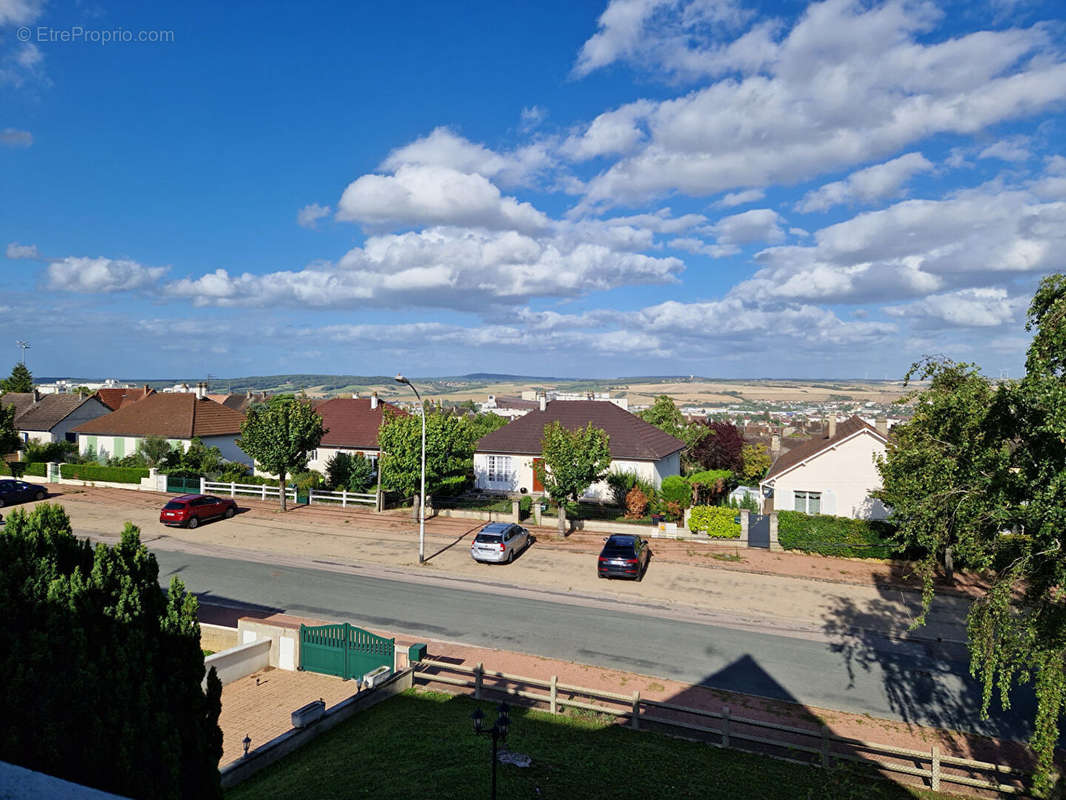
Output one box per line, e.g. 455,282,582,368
1,0,1064,380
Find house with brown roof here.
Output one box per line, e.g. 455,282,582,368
72,393,251,465
11,393,111,445
473,399,685,502
94,385,155,411
305,394,407,475
759,415,889,520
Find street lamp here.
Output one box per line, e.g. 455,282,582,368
471,701,510,800
394,373,426,564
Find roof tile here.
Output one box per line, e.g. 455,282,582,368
72,393,245,438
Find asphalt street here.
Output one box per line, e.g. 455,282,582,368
147,545,1037,743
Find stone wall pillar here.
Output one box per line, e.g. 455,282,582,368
533,500,542,527
769,511,782,552
411,493,420,520
739,509,750,548
511,498,520,524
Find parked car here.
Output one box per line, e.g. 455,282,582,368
159,494,237,528
0,479,47,507
597,534,650,581
470,522,531,564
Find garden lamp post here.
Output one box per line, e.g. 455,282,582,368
394,373,426,564
471,701,510,800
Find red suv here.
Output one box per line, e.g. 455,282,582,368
160,494,237,528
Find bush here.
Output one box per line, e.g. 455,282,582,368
727,492,760,512
688,505,741,538
325,452,376,493
659,475,692,508
214,463,252,483
777,511,898,559
519,495,532,520
292,470,325,491
60,464,149,484
23,440,78,463
605,469,656,507
625,487,649,519
688,469,734,505
0,461,47,477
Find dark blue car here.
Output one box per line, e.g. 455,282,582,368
0,479,47,507
597,534,650,581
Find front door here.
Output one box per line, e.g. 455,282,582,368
532,458,544,492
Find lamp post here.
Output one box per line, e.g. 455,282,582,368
394,374,426,564
471,701,510,800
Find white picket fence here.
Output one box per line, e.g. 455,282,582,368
308,487,376,508
203,479,297,502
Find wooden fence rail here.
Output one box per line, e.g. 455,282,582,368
413,658,1027,796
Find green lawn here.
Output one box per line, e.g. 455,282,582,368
225,690,954,800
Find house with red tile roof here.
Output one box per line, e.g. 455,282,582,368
72,393,251,465
759,415,889,520
473,399,685,501
93,385,155,411
305,394,407,475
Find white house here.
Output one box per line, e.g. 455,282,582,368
473,399,684,502
10,393,111,445
304,394,406,474
72,392,251,465
759,415,889,520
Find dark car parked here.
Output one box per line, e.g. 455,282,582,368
0,479,47,507
597,534,650,581
159,494,237,528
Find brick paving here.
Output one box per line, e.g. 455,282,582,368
218,667,357,766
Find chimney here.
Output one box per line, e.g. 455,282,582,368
194,382,206,400
539,395,547,412
143,384,149,394
876,417,888,437
352,392,359,399
32,388,41,403
770,434,780,458
370,392,379,410
827,416,837,439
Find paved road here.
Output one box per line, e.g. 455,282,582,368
147,546,1036,742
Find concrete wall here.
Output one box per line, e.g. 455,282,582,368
237,618,300,671
203,639,271,688
201,622,240,653
763,430,889,520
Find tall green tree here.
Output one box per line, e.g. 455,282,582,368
638,395,706,467
535,422,611,535
138,434,176,468
739,442,772,485
0,402,20,461
0,505,223,799
378,409,476,498
0,362,33,393
876,273,1066,794
237,396,325,510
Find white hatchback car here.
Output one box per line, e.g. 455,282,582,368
471,522,531,564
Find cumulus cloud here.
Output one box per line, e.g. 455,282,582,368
571,0,1066,207
5,242,39,259
0,0,45,25
796,152,933,212
884,287,1027,327
0,127,32,147
47,257,168,293
379,127,552,187
163,226,684,310
297,203,331,229
717,188,765,207
978,136,1032,163
336,164,551,233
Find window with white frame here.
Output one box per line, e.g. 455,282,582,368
308,449,318,462
794,490,821,515
486,455,514,484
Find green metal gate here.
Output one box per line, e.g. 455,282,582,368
166,475,201,494
299,622,394,680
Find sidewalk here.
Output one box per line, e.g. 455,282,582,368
43,485,973,643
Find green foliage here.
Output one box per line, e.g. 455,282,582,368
0,505,222,798
777,511,898,559
0,362,33,393
637,395,707,467
536,421,612,504
519,494,532,519
325,452,375,493
378,410,477,498
0,461,46,477
292,469,324,491
727,492,760,512
138,434,176,468
740,442,772,484
60,463,149,483
466,411,510,441
237,396,326,510
688,469,734,504
605,468,656,507
659,474,692,507
0,402,19,459
688,505,741,538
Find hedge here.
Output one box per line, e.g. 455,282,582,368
0,462,47,477
776,511,898,559
59,464,149,484
688,505,741,539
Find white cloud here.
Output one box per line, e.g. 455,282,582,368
796,152,933,212
710,208,785,246
379,126,552,187
5,242,38,259
47,257,168,293
0,127,32,147
571,0,1066,206
336,164,551,233
717,188,765,207
0,43,45,88
297,203,331,229
163,226,684,310
884,287,1026,327
520,106,547,132
978,136,1032,163
0,0,44,25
